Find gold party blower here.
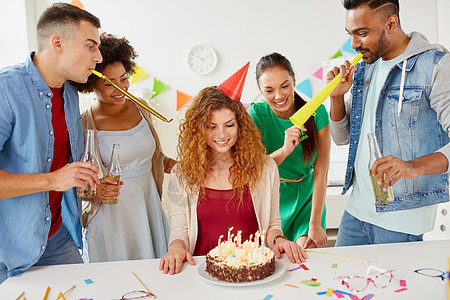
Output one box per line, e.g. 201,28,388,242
91,70,173,123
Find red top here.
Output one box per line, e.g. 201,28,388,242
48,87,71,237
193,185,258,256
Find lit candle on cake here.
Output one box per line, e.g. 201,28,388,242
218,235,223,261
237,230,242,247
255,231,260,248
228,227,234,242
232,236,237,257
261,229,266,256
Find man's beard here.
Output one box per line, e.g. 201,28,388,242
357,30,390,64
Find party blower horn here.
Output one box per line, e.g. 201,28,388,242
91,70,173,123
289,53,363,128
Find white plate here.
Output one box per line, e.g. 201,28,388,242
197,259,286,286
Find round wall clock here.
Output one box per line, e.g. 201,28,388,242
187,44,218,75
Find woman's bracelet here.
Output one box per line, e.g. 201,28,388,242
273,234,287,245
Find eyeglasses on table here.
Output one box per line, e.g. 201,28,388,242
336,265,394,293
114,290,156,300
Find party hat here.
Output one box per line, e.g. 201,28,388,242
217,62,250,101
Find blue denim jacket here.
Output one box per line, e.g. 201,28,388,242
335,34,450,212
0,53,84,279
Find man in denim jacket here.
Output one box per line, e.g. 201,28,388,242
0,3,102,283
328,0,450,246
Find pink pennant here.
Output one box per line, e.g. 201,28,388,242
313,67,323,80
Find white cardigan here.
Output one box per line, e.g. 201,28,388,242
167,156,282,254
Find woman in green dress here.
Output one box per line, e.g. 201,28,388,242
248,53,331,248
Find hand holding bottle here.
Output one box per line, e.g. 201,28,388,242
78,129,103,199
103,143,122,205
96,176,123,203
368,133,394,203
49,162,99,192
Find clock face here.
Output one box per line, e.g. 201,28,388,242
187,45,218,75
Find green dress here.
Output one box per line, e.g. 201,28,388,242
248,101,329,241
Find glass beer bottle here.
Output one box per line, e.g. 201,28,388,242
103,143,122,205
77,129,102,199
368,132,394,204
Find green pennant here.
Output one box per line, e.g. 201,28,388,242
152,78,169,98
331,49,343,59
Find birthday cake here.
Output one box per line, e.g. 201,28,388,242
205,230,276,282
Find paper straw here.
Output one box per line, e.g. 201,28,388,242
290,53,363,129
55,292,66,300
43,286,50,300
305,249,371,263
132,272,156,299
91,70,173,123
15,291,25,300
63,285,75,296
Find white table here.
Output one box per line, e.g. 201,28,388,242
1,240,449,299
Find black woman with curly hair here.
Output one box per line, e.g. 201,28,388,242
75,33,175,262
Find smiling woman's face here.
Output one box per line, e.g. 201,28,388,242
258,66,296,119
206,108,239,156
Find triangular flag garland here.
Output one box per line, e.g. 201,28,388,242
290,39,359,104
331,49,343,59
126,39,356,115
131,65,149,84
313,67,323,80
295,78,312,99
176,90,192,111
152,78,169,98
70,0,85,9
341,38,358,55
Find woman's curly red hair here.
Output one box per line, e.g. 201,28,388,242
176,87,267,199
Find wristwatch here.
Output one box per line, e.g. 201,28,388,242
273,234,287,245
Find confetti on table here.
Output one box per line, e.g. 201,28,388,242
300,280,321,286
334,289,352,296
333,291,345,298
327,288,333,297
84,279,94,285
311,278,317,281
262,295,273,300
288,265,303,272
317,291,327,295
362,294,374,300
79,298,93,300
395,288,408,293
331,263,338,268
285,283,299,288
300,264,309,270
349,295,360,300
400,279,406,287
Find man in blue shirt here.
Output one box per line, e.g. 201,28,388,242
327,0,450,246
0,3,102,283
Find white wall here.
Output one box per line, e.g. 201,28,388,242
0,0,30,68
437,0,450,49
23,0,444,160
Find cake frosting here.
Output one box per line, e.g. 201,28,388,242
205,231,276,282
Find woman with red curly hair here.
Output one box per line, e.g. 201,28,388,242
159,86,307,275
